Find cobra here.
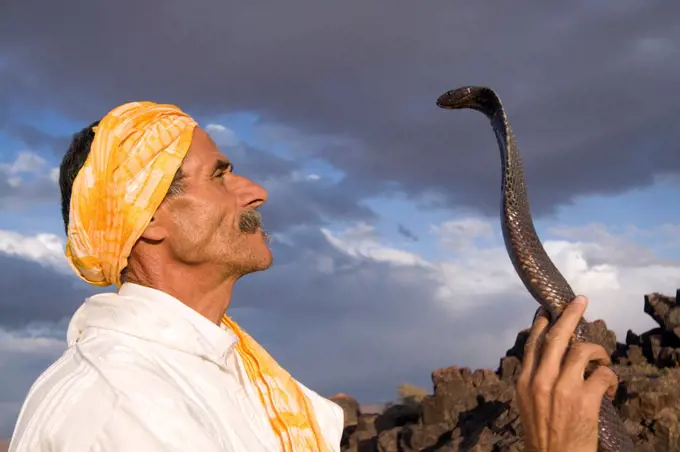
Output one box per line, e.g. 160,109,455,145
435,86,634,452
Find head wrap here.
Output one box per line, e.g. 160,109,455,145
64,101,331,451
65,101,197,287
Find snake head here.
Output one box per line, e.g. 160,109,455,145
436,86,502,120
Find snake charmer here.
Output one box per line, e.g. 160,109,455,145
9,97,618,451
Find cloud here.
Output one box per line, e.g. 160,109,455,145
0,230,97,328
0,323,68,437
1,2,679,217
205,123,239,147
0,152,59,208
0,152,46,175
431,218,494,253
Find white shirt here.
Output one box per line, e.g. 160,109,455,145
9,283,344,451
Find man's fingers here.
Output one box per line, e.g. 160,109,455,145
519,307,550,381
584,365,619,401
534,296,588,382
558,342,612,386
516,307,549,451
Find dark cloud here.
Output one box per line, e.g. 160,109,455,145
216,141,377,232
0,253,97,328
225,143,298,182
3,124,70,157
397,224,418,242
0,175,58,209
258,177,377,233
1,1,679,217
0,326,66,437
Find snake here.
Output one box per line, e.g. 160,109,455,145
435,86,635,452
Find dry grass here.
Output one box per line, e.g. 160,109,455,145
396,382,429,407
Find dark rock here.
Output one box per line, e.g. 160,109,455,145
581,319,617,356
644,293,678,331
498,356,521,383
374,404,420,433
330,393,361,429
649,334,664,363
628,345,648,366
652,407,680,451
627,329,642,346
376,428,399,452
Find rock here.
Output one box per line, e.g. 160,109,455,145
374,404,420,433
376,428,399,452
399,423,454,451
498,356,521,383
329,393,365,452
330,393,361,429
627,329,642,346
628,345,648,366
652,407,680,451
644,293,679,331
581,319,617,356
647,333,664,364
340,289,680,451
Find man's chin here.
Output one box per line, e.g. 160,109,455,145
250,239,274,271
239,253,273,277
256,245,274,268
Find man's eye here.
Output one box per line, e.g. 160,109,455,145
214,164,233,178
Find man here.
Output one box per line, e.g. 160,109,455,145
10,102,344,451
9,101,616,451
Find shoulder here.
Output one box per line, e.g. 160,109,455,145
10,334,210,451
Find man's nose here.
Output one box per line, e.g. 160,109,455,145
233,174,268,208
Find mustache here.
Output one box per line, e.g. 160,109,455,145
239,209,263,234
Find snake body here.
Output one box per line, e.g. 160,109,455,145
435,86,634,452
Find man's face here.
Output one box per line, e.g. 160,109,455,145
152,127,272,277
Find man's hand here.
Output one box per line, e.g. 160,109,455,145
516,296,619,452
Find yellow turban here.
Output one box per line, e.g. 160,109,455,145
65,101,197,287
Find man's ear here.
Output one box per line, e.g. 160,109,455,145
140,214,168,242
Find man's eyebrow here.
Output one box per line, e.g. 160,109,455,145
213,159,233,173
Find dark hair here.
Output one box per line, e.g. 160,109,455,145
59,122,185,234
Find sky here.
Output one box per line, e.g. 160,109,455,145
1,0,680,438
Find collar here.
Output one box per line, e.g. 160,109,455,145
67,282,238,365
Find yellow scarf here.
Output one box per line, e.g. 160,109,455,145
65,101,329,451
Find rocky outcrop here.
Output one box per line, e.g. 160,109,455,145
338,290,680,451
